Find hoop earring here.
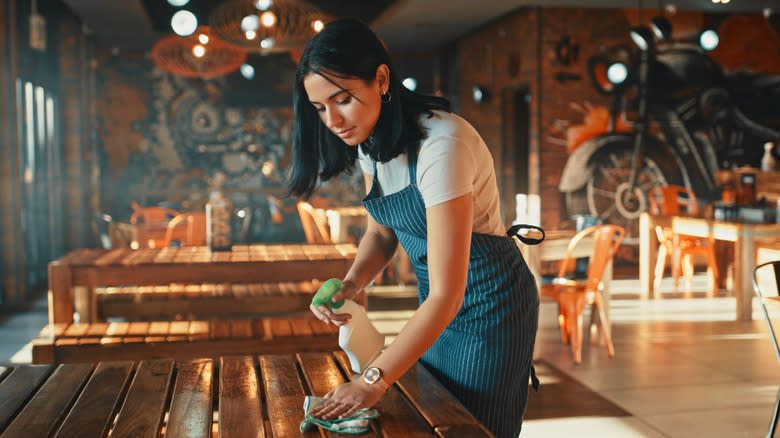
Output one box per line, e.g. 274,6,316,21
381,91,391,104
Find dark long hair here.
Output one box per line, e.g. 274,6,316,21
287,18,450,199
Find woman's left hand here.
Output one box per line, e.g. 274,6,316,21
308,379,387,420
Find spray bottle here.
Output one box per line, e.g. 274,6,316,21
312,278,385,373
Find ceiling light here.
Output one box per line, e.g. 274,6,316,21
699,29,719,51
255,0,272,10
241,15,259,32
402,77,417,91
261,11,277,27
629,26,654,51
650,16,672,40
472,86,488,103
210,0,332,53
167,0,190,6
192,44,205,57
260,38,274,49
171,10,197,36
198,33,209,44
240,64,255,79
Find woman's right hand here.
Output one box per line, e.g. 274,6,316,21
310,279,360,327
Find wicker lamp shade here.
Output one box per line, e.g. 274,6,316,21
151,26,248,79
209,0,331,53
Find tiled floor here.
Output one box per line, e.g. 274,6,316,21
368,275,780,438
2,275,779,438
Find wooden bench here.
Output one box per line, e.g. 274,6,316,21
49,244,358,325
93,280,364,320
31,317,339,364
0,352,494,437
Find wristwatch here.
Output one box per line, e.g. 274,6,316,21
362,366,390,392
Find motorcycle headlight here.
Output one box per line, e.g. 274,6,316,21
699,29,719,51
607,62,628,85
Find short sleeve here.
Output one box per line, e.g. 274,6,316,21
417,136,474,208
358,147,374,175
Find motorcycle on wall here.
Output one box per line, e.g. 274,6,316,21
559,20,780,244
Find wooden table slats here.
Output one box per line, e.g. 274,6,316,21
165,359,213,438
259,355,308,437
219,356,265,438
53,361,134,438
0,363,92,438
110,360,174,438
0,365,53,431
0,353,494,438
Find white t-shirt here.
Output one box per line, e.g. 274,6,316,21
358,110,505,236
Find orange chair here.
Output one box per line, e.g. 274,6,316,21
540,224,625,364
163,212,207,247
130,205,179,224
297,201,332,244
648,185,718,294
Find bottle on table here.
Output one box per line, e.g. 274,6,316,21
206,190,233,251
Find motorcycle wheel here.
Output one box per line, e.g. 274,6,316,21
565,146,673,245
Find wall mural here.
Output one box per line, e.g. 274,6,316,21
95,53,364,243
558,13,780,245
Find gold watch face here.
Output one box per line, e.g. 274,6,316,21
364,367,381,384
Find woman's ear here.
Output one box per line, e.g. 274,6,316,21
376,64,390,92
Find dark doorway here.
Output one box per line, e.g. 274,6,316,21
500,86,531,226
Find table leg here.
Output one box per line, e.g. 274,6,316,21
734,234,755,321
639,213,657,299
48,261,74,325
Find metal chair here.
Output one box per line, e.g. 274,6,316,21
752,259,780,438
297,201,331,244
540,224,625,363
130,205,179,224
163,212,207,247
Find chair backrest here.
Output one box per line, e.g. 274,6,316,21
752,260,780,363
130,206,179,224
163,212,207,246
648,185,699,217
297,201,331,244
557,224,626,293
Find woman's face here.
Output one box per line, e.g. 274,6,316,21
303,67,387,146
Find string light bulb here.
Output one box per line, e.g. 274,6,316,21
261,11,277,27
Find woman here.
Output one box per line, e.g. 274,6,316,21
288,18,539,438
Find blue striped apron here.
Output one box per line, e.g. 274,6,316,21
362,152,540,438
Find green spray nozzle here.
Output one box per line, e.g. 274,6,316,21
311,278,345,309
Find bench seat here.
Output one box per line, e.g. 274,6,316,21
93,281,326,320
31,317,339,364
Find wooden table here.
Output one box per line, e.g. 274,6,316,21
0,352,493,438
639,213,780,320
48,243,358,326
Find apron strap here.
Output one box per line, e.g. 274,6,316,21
507,224,545,246
530,364,540,392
